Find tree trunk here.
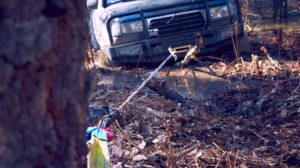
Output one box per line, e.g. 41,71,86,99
0,1,89,168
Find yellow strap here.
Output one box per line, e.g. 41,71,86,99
87,136,110,168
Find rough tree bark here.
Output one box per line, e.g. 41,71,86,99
0,1,89,168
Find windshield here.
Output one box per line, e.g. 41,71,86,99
105,0,147,7
106,0,122,6
105,0,212,7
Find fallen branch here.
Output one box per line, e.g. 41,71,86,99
146,79,186,104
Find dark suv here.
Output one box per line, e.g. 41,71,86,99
87,0,247,65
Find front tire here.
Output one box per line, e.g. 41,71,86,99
99,49,113,67
88,15,100,51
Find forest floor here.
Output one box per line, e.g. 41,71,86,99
87,11,300,168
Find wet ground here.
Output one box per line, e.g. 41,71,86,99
87,15,300,167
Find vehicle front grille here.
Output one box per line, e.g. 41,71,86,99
149,11,206,37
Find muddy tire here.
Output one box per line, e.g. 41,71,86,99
99,49,113,67
89,16,100,51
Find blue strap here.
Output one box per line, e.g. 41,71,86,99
86,127,108,141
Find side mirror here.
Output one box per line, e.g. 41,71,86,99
87,0,98,9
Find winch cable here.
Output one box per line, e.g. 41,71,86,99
118,51,177,111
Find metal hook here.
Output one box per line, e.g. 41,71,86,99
168,46,178,61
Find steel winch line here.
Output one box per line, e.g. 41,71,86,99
118,49,177,111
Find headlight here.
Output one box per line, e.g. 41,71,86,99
110,18,143,36
121,20,143,34
111,18,121,36
210,6,229,19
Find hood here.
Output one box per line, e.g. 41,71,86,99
105,0,200,17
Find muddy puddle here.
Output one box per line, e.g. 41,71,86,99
93,63,228,103
156,66,227,100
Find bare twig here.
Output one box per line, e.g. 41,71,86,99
291,79,300,95
135,53,143,68
173,141,196,154
215,151,227,168
231,22,240,61
249,129,266,141
195,156,200,168
234,21,240,59
227,151,233,168
251,54,260,74
161,110,174,168
86,43,96,69
287,101,300,108
233,150,239,168
174,145,200,164
256,88,277,111
212,141,225,153
260,46,280,69
181,69,194,98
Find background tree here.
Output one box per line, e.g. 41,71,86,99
0,0,89,167
273,0,288,24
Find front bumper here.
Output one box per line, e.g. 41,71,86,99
104,23,244,64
